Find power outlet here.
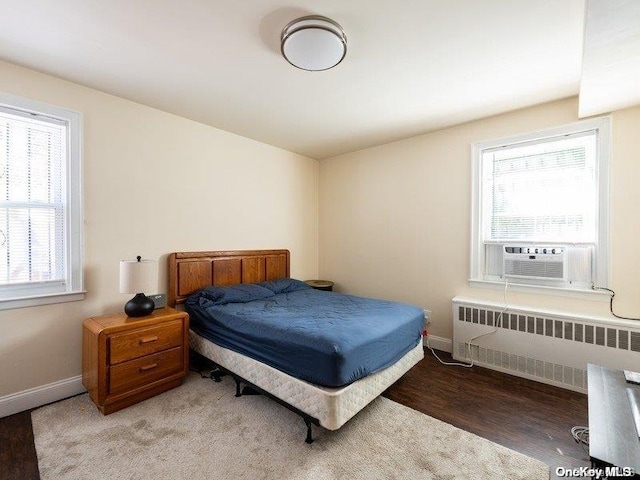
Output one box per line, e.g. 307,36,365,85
424,309,432,325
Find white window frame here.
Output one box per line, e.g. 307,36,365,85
469,117,611,300
0,92,84,310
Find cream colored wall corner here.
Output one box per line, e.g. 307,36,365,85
319,97,640,341
0,60,319,398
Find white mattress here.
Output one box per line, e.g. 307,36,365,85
190,330,424,430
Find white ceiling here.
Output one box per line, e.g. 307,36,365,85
0,0,587,159
579,0,640,118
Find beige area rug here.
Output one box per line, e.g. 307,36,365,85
32,374,549,480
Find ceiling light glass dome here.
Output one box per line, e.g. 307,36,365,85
281,16,347,71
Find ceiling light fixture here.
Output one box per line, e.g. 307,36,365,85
281,15,347,71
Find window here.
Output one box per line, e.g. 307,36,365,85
0,93,83,309
470,118,610,294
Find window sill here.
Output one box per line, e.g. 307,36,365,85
468,279,611,302
0,291,86,311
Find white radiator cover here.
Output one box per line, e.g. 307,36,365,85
452,296,640,393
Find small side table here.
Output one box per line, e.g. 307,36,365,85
305,280,334,292
82,307,189,414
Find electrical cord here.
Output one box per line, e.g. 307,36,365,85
571,426,589,456
426,279,510,368
592,286,640,321
426,334,474,368
464,279,510,360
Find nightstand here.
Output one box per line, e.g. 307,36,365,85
82,307,189,414
305,280,334,291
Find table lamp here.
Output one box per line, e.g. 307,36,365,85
119,256,157,317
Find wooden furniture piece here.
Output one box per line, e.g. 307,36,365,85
304,279,334,291
82,307,189,414
587,363,640,477
168,249,290,306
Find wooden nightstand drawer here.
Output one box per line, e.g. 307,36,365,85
109,346,183,395
109,320,183,364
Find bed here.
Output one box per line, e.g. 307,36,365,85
168,249,424,442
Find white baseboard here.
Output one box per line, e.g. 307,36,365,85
422,335,452,353
0,375,86,418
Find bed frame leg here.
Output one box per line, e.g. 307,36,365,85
304,418,314,444
211,369,225,383
213,363,321,444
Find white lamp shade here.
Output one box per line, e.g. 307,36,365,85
281,16,347,71
119,258,157,294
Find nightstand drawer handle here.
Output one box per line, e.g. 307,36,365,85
139,363,158,372
139,336,158,345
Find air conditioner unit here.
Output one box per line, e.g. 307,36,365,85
503,246,567,281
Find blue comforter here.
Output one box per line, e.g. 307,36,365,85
185,280,424,387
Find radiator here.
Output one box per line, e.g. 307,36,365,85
452,296,640,393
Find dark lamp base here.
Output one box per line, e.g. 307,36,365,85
124,293,155,317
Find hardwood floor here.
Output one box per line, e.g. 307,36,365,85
383,348,590,478
0,409,39,480
0,348,589,479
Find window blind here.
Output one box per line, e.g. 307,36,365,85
0,107,66,286
481,132,597,243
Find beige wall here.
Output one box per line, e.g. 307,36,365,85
3,58,639,398
0,60,319,396
319,97,640,340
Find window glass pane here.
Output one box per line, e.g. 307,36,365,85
482,133,597,242
0,108,66,286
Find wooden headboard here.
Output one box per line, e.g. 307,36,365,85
167,249,290,306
